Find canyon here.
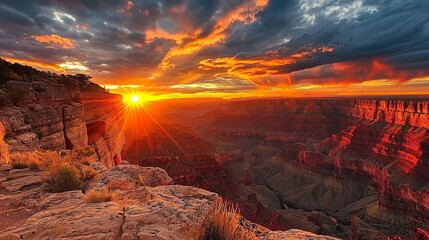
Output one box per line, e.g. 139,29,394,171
1,59,429,239
201,98,429,239
122,98,429,239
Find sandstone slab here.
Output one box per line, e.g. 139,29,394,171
0,185,218,240
88,164,173,191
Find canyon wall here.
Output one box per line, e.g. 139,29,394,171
0,80,125,166
207,98,429,228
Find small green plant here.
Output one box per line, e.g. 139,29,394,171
85,187,115,203
51,163,83,192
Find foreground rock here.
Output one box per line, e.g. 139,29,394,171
0,185,218,240
0,166,45,230
88,164,173,191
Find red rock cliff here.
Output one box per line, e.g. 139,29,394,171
0,79,125,166
208,98,429,223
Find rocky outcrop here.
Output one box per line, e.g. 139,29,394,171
89,164,173,191
80,90,125,167
0,166,45,230
0,78,125,167
0,185,218,240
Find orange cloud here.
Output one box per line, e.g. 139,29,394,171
199,56,295,80
145,28,200,45
198,45,335,81
31,34,75,49
159,0,270,69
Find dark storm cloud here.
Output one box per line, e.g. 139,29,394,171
216,0,429,84
0,0,428,89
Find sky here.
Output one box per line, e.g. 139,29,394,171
0,0,428,99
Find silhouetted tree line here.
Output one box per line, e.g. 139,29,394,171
0,58,92,89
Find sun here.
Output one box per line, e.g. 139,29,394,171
122,92,161,108
124,94,146,108
131,95,140,103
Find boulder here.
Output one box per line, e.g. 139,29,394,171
88,164,173,191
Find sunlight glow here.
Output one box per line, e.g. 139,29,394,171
124,94,146,107
131,95,140,103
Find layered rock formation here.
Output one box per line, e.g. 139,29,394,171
196,98,429,239
0,60,125,166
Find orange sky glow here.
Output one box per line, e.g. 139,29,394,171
1,0,428,101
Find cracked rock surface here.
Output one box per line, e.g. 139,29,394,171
0,185,218,240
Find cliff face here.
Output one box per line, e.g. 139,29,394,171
204,98,429,236
0,77,125,166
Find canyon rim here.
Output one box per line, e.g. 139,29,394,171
1,0,429,239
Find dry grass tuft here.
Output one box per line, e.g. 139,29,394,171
204,199,258,240
50,163,83,192
10,150,43,169
86,187,115,203
9,148,99,192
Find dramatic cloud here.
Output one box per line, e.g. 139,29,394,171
31,34,76,49
0,0,428,97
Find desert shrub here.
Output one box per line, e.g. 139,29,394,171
10,151,40,169
9,149,99,192
85,187,114,203
50,163,83,192
204,200,258,240
41,149,98,192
